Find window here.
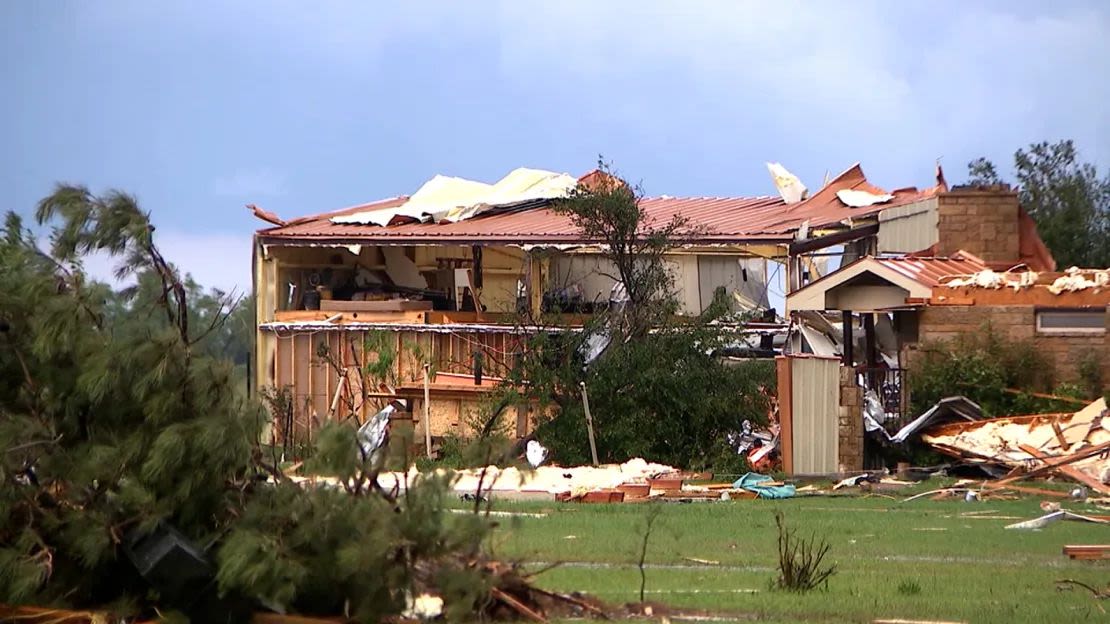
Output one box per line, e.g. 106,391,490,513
1035,309,1106,334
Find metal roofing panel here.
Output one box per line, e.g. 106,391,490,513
255,164,942,245
876,254,987,287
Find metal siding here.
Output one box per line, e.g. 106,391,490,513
789,357,840,475
877,198,938,254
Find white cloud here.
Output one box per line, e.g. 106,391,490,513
212,168,288,198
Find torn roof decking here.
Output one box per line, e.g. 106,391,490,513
254,164,942,247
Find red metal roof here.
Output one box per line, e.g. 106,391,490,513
255,164,942,245
876,252,987,287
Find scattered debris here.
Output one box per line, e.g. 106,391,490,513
901,488,971,503
872,619,968,624
726,419,780,470
526,440,549,468
733,473,796,499
402,593,445,620
682,557,721,566
357,401,398,463
1063,545,1110,561
1047,267,1110,294
836,188,894,208
1005,510,1110,530
888,396,982,444
833,473,878,490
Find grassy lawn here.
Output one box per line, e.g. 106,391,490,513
477,486,1110,623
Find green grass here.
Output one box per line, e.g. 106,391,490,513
476,488,1110,623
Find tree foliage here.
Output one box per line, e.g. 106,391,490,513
506,165,776,470
908,323,1089,418
0,186,492,621
553,166,693,336
968,139,1110,268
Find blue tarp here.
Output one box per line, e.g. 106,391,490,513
732,472,795,499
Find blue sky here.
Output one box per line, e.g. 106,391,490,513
2,1,1107,294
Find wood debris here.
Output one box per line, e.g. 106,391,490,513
922,398,1110,493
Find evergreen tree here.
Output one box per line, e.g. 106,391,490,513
0,186,494,621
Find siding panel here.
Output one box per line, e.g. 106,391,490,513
789,357,840,475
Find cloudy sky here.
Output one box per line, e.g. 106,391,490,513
2,1,1107,293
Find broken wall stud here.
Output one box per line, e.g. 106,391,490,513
579,381,599,466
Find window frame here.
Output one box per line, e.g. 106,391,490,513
1034,308,1106,335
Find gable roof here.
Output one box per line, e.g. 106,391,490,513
254,164,943,246
787,252,988,311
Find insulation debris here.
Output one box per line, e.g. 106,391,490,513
921,398,1110,493
1047,267,1110,294
942,266,1108,293
375,458,677,497
767,162,807,203
331,167,578,226
942,269,1006,289
835,188,894,208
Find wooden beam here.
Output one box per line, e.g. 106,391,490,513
776,356,794,475
1018,443,1110,494
788,223,880,255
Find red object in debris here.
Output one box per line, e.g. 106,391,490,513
748,446,774,470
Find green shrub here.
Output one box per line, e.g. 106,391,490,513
909,323,1074,417
515,322,775,470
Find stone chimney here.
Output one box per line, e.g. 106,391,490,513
936,185,1020,264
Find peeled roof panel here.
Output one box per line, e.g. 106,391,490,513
258,164,942,244
332,168,578,226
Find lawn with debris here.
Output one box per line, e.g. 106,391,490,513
480,485,1110,623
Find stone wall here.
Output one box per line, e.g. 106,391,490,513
936,187,1020,264
903,304,1109,389
838,365,864,473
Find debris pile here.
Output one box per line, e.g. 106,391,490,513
921,398,1110,494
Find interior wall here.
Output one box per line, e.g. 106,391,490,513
697,256,771,310
263,243,526,313
550,252,769,314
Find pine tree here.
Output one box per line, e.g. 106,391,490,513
0,186,496,621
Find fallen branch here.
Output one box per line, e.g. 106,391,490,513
526,587,610,619
490,587,547,623
1056,579,1109,614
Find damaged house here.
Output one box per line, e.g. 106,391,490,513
783,185,1109,475
249,164,944,448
